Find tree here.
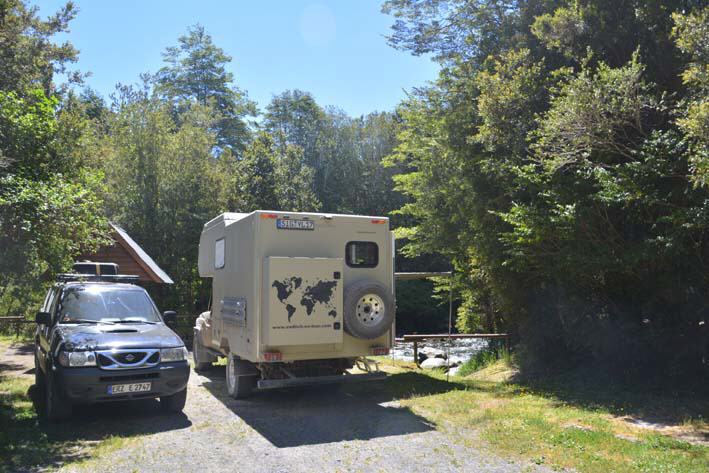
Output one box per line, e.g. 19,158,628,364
672,6,709,185
239,132,279,211
384,0,709,376
154,24,256,153
101,85,237,312
0,89,108,317
0,1,107,320
239,132,320,212
0,0,82,95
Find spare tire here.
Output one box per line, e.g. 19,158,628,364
343,280,394,339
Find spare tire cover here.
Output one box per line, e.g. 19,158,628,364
343,280,395,339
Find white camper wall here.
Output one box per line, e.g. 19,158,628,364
202,210,394,362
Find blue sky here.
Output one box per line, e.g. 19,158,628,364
34,0,439,117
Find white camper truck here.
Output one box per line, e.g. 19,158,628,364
193,210,394,398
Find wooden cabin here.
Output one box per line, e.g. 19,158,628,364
79,223,173,284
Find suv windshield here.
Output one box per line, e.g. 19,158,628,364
58,286,161,324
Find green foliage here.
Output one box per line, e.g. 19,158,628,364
384,0,709,377
100,86,236,312
0,88,108,319
456,345,510,377
395,279,450,334
154,24,257,152
0,0,81,95
673,6,709,186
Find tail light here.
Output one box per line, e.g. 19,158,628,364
263,351,282,362
370,347,389,356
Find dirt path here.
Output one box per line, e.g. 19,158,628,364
0,341,34,379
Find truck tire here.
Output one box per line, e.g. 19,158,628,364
160,388,187,413
45,371,72,422
34,351,45,391
343,281,395,340
226,355,257,399
192,329,214,372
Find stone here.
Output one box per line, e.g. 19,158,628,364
420,357,448,369
420,346,447,359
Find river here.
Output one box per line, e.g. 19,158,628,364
389,337,490,364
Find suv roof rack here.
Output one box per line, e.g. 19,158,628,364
56,273,140,283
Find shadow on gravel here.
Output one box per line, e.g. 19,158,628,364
202,368,464,448
0,379,191,473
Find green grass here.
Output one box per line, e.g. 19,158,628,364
0,332,32,345
375,358,709,472
0,339,134,472
456,346,511,377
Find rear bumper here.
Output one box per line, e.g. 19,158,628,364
55,361,190,403
257,371,387,390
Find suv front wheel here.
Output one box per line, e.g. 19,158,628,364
160,388,187,413
45,371,72,422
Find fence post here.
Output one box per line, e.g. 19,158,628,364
413,340,419,367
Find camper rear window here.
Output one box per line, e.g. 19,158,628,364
215,238,225,269
346,242,378,268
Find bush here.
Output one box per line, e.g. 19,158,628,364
457,346,511,377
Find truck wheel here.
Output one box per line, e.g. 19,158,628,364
45,372,72,422
192,330,213,372
160,388,187,413
34,351,45,391
226,355,257,399
343,281,395,340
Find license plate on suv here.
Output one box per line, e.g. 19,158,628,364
107,382,151,395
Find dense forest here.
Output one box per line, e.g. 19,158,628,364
1,0,708,379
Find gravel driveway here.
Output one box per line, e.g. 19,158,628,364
54,362,550,473
1,342,547,473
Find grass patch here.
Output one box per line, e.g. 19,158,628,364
0,339,172,473
0,332,32,345
456,347,511,377
375,358,709,472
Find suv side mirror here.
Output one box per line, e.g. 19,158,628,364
162,311,177,323
36,311,51,325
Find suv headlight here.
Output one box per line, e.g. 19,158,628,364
58,350,97,367
160,346,188,362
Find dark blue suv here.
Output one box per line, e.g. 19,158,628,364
34,275,189,421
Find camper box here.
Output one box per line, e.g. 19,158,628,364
194,210,395,397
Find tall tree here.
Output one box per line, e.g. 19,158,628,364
0,1,107,319
101,85,235,312
0,0,82,95
154,24,256,153
384,0,709,375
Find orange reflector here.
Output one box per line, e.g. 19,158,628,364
263,352,282,362
371,219,387,224
261,213,278,219
370,347,389,356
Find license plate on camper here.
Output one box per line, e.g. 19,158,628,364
107,382,151,395
276,218,314,231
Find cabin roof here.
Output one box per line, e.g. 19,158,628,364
79,223,174,284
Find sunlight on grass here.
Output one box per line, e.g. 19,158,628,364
376,358,709,472
0,340,131,473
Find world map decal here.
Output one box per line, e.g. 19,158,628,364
272,276,338,322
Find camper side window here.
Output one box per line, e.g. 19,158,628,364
215,238,225,269
346,241,378,268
